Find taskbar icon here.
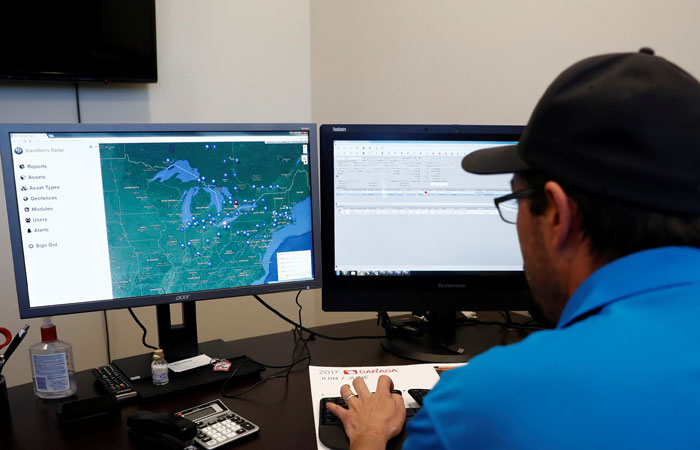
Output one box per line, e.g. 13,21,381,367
336,270,410,277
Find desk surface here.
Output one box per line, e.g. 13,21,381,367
4,313,532,449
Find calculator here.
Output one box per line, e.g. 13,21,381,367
176,399,259,448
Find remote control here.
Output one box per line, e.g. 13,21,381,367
91,364,138,401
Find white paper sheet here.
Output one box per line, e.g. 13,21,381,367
309,363,466,449
167,353,212,373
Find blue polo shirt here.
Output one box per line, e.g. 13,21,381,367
403,246,700,449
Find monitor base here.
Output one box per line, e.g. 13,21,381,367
380,312,518,363
381,335,469,363
112,339,264,399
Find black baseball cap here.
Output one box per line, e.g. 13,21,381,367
462,48,700,215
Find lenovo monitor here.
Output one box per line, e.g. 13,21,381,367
320,124,531,362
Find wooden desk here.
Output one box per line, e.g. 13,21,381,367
3,314,532,449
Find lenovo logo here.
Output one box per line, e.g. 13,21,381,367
437,283,466,289
332,127,347,132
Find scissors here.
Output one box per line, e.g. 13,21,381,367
0,327,11,350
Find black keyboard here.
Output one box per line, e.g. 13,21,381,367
319,390,420,450
408,388,431,406
91,364,138,401
320,390,420,425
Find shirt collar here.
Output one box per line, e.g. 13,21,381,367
557,246,700,328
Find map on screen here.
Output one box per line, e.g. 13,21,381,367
99,140,312,299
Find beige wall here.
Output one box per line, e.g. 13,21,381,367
310,0,700,125
3,0,700,387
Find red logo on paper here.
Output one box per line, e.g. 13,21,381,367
343,368,399,375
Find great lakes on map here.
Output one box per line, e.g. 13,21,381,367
99,140,313,299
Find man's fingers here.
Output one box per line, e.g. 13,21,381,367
326,402,349,421
339,383,353,398
376,375,395,394
339,383,361,408
329,376,408,445
352,377,371,397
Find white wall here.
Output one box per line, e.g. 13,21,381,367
3,0,700,387
310,0,700,125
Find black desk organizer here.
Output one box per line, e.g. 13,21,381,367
132,355,264,399
112,340,265,399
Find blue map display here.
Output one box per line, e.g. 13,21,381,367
99,140,313,298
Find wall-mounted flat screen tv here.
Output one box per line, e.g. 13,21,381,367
0,0,157,83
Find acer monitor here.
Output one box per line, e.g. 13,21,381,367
0,123,321,385
320,124,531,362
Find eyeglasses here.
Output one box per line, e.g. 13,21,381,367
494,188,537,224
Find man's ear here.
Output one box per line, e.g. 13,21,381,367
542,181,578,251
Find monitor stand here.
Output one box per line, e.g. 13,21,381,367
379,310,514,363
112,302,264,398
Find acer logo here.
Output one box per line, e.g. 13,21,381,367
332,127,347,132
175,294,190,301
437,283,465,289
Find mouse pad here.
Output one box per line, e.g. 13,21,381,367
319,424,408,450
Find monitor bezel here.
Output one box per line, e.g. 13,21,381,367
319,124,531,312
0,123,322,319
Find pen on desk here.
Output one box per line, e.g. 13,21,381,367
0,324,30,374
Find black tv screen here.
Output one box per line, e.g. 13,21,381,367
0,0,157,83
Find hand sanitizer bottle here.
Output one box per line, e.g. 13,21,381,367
28,317,78,399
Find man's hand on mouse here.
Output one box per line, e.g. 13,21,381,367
326,375,406,450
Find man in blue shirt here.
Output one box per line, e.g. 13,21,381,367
327,48,700,449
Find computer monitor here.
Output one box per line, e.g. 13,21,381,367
320,124,531,362
0,123,321,382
